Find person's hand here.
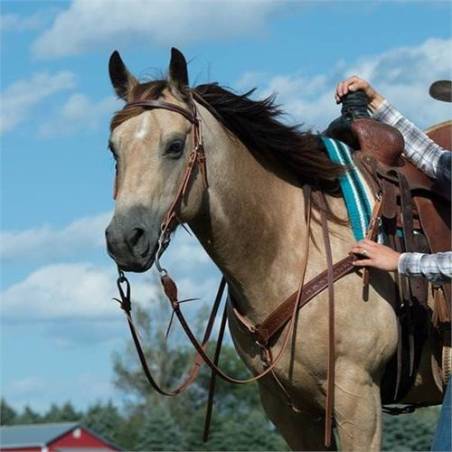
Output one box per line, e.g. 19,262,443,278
335,76,385,111
350,239,401,272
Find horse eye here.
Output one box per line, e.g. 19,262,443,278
166,139,185,158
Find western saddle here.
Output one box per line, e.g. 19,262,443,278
326,91,451,405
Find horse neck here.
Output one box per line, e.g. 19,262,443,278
189,106,356,323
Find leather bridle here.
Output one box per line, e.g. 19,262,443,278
112,96,380,447
122,99,207,275
114,96,315,382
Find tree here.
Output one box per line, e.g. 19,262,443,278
15,406,41,424
112,297,195,406
0,399,17,425
43,402,81,422
111,285,291,451
135,403,186,451
82,400,122,446
208,410,287,451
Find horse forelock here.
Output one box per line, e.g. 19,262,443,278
110,80,171,132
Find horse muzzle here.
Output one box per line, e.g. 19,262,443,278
105,214,157,272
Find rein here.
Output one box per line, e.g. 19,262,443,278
112,97,381,447
114,97,315,388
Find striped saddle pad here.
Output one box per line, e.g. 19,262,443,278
321,136,374,241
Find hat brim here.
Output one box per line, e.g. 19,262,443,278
429,80,452,103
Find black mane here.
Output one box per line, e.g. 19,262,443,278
193,83,344,194
111,80,345,196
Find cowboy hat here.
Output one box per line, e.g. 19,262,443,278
429,80,452,103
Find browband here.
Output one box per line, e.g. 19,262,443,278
124,100,196,123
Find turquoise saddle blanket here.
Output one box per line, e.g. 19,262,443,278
321,136,373,241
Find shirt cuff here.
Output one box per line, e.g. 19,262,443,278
398,252,423,276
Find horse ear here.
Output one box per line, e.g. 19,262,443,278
109,50,138,100
168,47,189,89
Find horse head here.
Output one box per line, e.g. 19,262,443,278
105,49,207,272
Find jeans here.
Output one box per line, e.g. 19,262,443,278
431,377,451,451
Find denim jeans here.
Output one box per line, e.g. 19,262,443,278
431,378,451,451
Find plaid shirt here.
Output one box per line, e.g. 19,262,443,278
373,100,452,283
398,252,451,284
373,99,449,179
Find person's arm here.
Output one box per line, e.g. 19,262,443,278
398,252,452,284
351,240,452,284
372,99,448,179
335,76,449,180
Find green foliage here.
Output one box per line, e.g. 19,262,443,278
1,296,443,451
82,400,123,446
0,398,17,425
15,405,42,424
111,297,288,451
208,410,288,451
0,397,443,451
43,401,81,422
135,403,185,451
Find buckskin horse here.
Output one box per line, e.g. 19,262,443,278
105,48,447,451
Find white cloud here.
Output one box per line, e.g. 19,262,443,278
8,377,46,398
0,211,214,269
3,373,116,412
32,0,284,58
0,71,76,134
0,12,45,32
0,257,219,348
0,262,158,322
38,93,121,137
0,214,219,323
0,211,111,261
238,38,452,131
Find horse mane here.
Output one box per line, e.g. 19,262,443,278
111,80,347,220
192,83,344,194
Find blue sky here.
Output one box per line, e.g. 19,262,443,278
1,0,451,412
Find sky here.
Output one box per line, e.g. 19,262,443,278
1,0,451,413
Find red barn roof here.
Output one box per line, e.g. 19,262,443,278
0,422,121,451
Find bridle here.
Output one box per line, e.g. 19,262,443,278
111,95,376,447
117,99,208,275
114,95,314,382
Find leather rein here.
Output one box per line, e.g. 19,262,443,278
112,97,381,447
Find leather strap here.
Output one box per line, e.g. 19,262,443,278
203,300,228,441
252,189,383,348
125,99,196,123
148,100,207,273
158,187,313,385
362,194,383,300
253,255,355,346
319,194,336,448
114,271,226,396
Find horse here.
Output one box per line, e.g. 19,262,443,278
105,48,442,451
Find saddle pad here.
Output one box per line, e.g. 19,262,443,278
321,136,373,240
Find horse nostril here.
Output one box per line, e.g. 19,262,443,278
128,227,145,248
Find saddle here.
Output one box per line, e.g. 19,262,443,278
326,92,451,404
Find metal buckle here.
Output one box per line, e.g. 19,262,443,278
155,231,169,276
115,267,131,312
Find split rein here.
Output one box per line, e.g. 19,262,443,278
113,97,314,390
